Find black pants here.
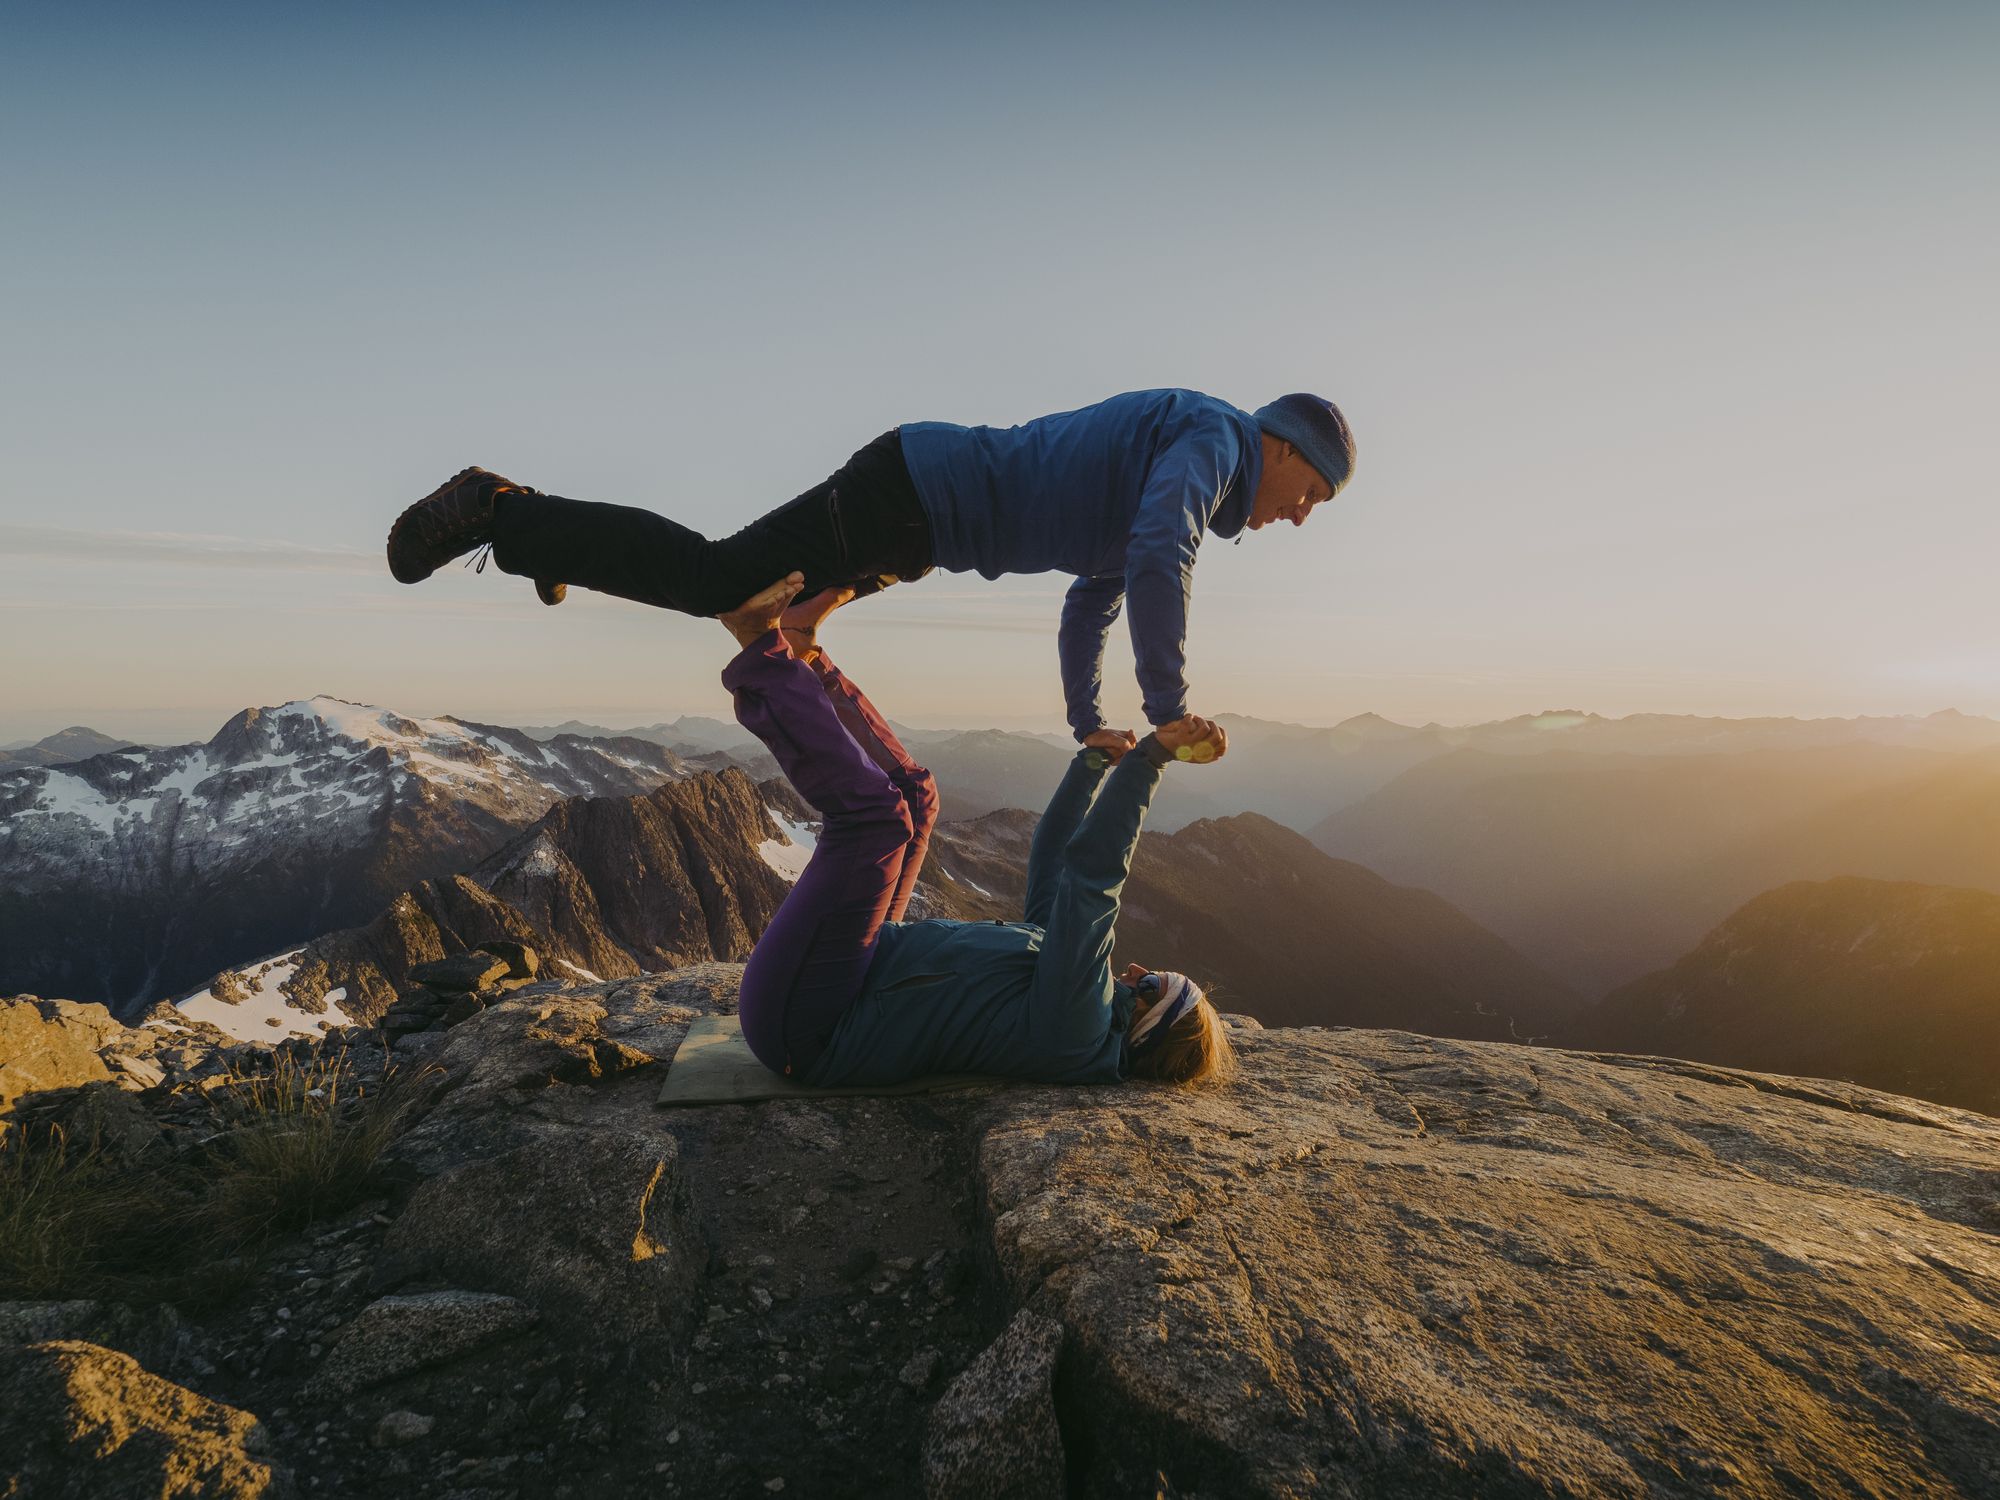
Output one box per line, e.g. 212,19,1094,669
489,429,935,615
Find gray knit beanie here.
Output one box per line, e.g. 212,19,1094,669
1252,394,1356,494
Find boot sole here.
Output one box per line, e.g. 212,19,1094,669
386,467,493,584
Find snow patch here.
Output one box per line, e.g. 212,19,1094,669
759,839,812,882
758,808,819,882
31,769,127,832
558,959,604,984
175,951,356,1043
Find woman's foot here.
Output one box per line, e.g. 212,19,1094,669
778,585,858,663
719,574,806,649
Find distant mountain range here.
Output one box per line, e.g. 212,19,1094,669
0,698,691,1017
0,726,146,768
513,706,2000,835
15,695,2000,1036
917,808,1579,1040
1571,877,2000,1116
173,767,1574,1047
1313,742,2000,997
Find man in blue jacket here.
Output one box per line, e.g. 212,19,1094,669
385,388,1355,747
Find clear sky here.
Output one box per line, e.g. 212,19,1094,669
3,1,1996,745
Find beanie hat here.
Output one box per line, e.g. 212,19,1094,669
1252,394,1356,495
1129,970,1205,1056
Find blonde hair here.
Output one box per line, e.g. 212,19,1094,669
1129,998,1238,1088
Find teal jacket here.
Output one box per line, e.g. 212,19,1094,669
804,745,1167,1087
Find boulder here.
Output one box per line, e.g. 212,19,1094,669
0,1302,143,1347
969,1029,2000,1499
42,1081,164,1163
428,994,655,1104
0,1339,288,1498
921,1309,1065,1500
407,952,512,994
478,940,540,980
385,1125,699,1335
0,998,116,1114
305,1290,538,1398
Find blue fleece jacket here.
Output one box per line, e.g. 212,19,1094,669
899,389,1263,738
803,746,1164,1088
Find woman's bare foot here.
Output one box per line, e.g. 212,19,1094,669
778,584,857,663
719,574,805,649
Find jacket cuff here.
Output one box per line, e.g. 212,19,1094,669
1137,732,1176,769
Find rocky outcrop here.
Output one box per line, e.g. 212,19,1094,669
0,998,117,1113
387,1125,700,1336
921,1308,1066,1500
0,1339,288,1498
968,1028,2000,1498
475,768,793,978
199,771,796,1029
8,961,1999,1497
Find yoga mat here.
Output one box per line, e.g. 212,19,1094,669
656,1014,1005,1106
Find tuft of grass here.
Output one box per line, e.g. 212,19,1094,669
0,1123,191,1302
199,1046,427,1244
0,1044,432,1305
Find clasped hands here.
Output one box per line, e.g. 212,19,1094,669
1084,714,1227,765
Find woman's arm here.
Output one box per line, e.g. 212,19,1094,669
1024,748,1113,930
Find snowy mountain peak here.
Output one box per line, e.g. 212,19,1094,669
2,696,699,1014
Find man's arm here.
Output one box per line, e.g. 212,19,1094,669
1057,573,1125,742
1123,416,1244,728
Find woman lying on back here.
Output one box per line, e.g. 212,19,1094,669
718,575,1236,1090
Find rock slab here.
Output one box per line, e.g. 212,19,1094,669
386,1124,700,1335
0,1338,287,1498
971,1029,2000,1499
305,1289,538,1398
0,998,115,1113
921,1308,1066,1500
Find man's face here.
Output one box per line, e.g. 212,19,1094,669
1247,437,1336,530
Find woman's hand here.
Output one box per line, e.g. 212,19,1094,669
1083,728,1138,763
1154,714,1227,762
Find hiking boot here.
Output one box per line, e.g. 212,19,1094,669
535,580,567,606
385,467,521,585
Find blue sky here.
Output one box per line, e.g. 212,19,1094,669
3,1,1996,743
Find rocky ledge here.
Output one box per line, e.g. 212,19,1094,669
3,966,1998,1498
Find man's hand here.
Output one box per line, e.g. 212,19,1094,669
1083,728,1138,763
1154,714,1227,762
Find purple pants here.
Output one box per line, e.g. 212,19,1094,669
724,630,939,1077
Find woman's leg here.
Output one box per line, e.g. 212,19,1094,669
727,628,914,1077
489,430,932,615
809,651,939,921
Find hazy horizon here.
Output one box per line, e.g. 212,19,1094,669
11,690,2000,754
5,2,1996,744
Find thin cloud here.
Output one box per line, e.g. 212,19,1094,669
0,523,377,574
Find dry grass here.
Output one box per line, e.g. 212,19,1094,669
199,1045,427,1244
0,1123,190,1301
0,1043,432,1304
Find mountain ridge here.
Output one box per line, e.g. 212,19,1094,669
0,696,691,1015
